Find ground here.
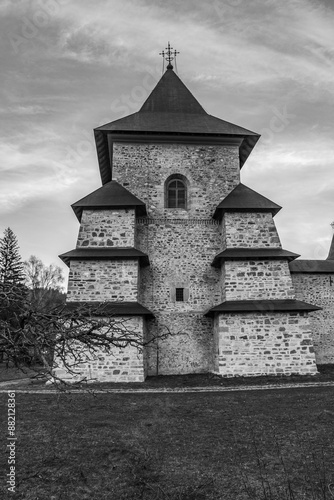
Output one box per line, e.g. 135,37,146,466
0,373,334,499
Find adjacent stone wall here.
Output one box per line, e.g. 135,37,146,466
136,218,221,375
292,273,334,364
214,312,317,376
222,212,281,249
53,316,146,382
77,209,136,248
67,259,139,302
224,260,296,301
112,143,240,218
145,314,216,376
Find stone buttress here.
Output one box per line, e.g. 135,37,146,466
56,181,152,382
208,184,319,376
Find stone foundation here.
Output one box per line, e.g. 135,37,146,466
214,312,318,377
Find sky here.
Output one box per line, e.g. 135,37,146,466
1,0,334,285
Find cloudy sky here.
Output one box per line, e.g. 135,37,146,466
1,0,334,283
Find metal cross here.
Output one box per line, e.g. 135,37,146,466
159,42,179,69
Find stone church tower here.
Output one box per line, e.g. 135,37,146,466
56,52,334,382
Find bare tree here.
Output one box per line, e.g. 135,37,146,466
0,285,170,384
23,255,64,290
23,255,65,313
0,238,172,384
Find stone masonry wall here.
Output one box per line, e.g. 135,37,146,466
112,143,240,218
224,260,296,301
292,273,334,364
67,259,139,302
222,212,282,249
110,141,241,375
136,219,221,375
215,312,317,376
53,316,146,382
77,209,136,248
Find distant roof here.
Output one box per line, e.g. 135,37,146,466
95,68,260,184
72,180,147,221
59,248,149,267
64,301,154,317
327,234,334,260
289,260,334,273
212,248,299,267
205,299,321,316
213,183,281,219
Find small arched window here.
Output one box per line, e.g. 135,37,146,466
166,177,187,209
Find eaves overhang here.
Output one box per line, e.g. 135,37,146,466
71,180,147,222
213,183,281,220
211,248,300,267
95,129,259,185
64,301,154,317
59,248,149,267
205,299,322,316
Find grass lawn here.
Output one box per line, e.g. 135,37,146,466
1,387,334,499
2,363,334,390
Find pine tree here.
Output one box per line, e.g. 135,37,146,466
0,227,25,287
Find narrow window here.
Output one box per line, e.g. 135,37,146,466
175,288,184,302
167,179,186,209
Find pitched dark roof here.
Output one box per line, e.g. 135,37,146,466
72,181,147,221
327,234,334,260
289,260,334,273
64,301,154,316
140,67,206,114
205,299,321,316
212,248,299,267
213,183,281,219
94,68,260,184
59,248,149,267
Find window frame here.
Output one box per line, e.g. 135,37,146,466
165,174,188,210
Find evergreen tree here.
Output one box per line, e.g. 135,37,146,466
0,228,24,286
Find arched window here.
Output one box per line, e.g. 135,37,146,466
166,177,187,209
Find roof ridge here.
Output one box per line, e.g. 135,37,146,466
139,68,206,115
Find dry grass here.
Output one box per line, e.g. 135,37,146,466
1,387,334,499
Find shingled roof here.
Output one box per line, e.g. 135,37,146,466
205,299,322,316
213,183,281,219
64,301,154,317
59,248,149,267
211,248,299,267
95,68,260,184
71,180,147,221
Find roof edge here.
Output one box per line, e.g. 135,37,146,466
211,248,299,267
59,248,149,267
64,301,154,317
205,299,322,316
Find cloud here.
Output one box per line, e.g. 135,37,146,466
0,0,333,267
